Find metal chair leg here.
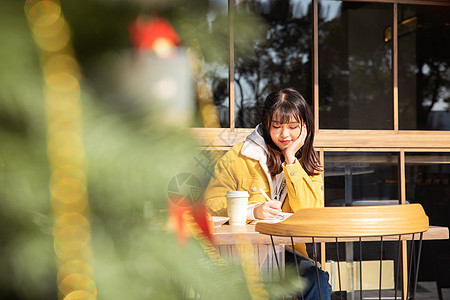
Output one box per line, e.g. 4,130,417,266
394,235,402,300
359,237,363,300
379,236,383,300
270,235,281,277
335,238,343,300
407,233,416,300
312,237,323,300
412,232,424,300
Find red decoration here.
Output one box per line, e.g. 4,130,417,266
168,196,213,246
191,201,214,244
129,17,180,50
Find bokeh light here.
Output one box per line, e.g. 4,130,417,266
59,273,97,297
43,54,81,79
51,177,87,204
26,1,61,27
63,290,96,300
57,260,93,286
25,0,96,298
54,225,91,261
46,73,80,93
32,14,65,38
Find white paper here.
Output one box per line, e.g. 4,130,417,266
249,212,293,224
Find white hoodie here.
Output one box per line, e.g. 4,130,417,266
241,124,288,219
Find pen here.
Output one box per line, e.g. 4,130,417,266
260,188,274,202
260,188,284,219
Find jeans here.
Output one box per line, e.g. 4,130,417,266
286,251,332,300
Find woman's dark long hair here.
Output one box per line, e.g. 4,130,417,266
261,88,322,177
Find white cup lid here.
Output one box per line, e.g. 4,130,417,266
226,190,250,198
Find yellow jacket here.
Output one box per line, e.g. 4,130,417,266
204,126,324,257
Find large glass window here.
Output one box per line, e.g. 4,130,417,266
234,0,313,128
318,1,393,129
324,152,399,206
398,5,450,130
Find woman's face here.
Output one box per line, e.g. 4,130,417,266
269,113,302,150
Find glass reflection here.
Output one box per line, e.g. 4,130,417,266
319,1,392,129
324,152,399,207
233,0,313,128
195,0,230,127
398,5,450,130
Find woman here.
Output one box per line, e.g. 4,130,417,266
204,87,331,299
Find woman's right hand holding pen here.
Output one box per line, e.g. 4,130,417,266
254,189,281,219
254,201,282,219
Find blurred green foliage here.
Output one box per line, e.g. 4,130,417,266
0,1,55,299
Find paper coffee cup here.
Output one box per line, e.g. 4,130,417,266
226,190,249,226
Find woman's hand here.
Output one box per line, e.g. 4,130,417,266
283,124,307,165
254,201,282,219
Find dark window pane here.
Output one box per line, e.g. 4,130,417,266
234,0,313,128
398,5,450,130
405,153,450,282
324,152,399,207
319,1,393,129
405,153,450,221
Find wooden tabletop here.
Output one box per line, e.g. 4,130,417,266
212,224,449,246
